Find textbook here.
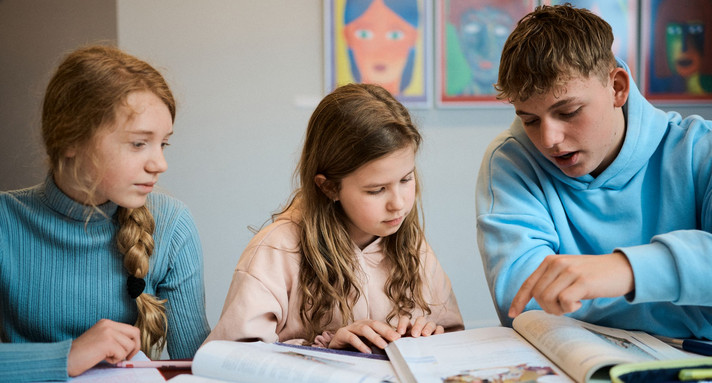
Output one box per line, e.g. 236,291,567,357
167,340,398,383
385,310,690,383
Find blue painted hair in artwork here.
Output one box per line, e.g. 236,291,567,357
344,0,419,92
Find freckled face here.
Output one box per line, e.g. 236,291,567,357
59,91,173,207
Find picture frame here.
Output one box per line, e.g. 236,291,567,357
435,0,535,108
324,0,433,109
640,0,712,103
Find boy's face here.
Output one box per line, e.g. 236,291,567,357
513,70,627,178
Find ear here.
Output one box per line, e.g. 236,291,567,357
610,67,630,108
314,174,339,201
64,146,77,158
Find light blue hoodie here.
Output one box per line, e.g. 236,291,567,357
476,60,712,338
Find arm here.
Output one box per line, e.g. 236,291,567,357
206,269,285,344
419,241,464,332
477,118,712,330
157,207,211,359
205,221,305,345
0,319,140,382
0,341,71,381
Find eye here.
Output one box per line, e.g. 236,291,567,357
401,175,414,183
355,29,373,40
161,142,171,149
521,118,539,127
386,30,404,40
367,187,385,195
132,142,146,149
560,108,580,119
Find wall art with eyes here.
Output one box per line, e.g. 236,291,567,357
435,0,534,107
324,0,432,108
642,0,712,103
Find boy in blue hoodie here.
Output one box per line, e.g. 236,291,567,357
476,3,712,339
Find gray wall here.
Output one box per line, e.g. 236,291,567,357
3,0,712,332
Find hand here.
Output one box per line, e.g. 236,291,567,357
328,319,401,354
508,252,634,318
67,319,141,377
396,315,444,338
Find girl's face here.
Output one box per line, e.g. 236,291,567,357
60,91,173,208
336,145,416,249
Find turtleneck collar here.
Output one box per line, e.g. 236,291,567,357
39,174,119,222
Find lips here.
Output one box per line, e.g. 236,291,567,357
136,182,156,193
552,151,578,168
384,216,404,227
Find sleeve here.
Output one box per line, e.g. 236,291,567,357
204,224,306,345
476,135,562,326
157,207,211,359
618,119,712,306
421,242,465,332
0,340,71,382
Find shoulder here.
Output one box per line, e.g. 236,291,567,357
664,113,712,156
0,184,42,224
145,190,201,250
238,217,302,273
480,120,543,176
146,190,191,220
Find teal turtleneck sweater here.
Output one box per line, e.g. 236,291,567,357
0,176,211,381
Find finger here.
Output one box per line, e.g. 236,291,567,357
366,320,401,342
534,268,579,315
409,317,427,337
419,321,438,337
509,257,557,317
329,328,373,354
361,328,389,350
396,316,410,335
344,332,374,354
434,325,445,335
509,269,545,318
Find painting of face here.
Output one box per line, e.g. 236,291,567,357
458,6,513,95
647,0,712,101
343,0,418,95
326,0,430,108
438,0,534,105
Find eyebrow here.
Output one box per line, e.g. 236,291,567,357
362,167,415,188
516,97,577,116
126,129,174,138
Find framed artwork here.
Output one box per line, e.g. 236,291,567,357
436,0,535,107
641,0,712,103
548,0,639,81
324,0,432,109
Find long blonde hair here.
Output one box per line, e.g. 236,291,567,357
42,44,175,357
282,83,430,342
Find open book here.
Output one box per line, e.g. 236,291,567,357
167,340,398,383
385,310,690,383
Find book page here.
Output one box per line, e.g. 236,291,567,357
67,351,165,383
385,327,573,383
191,340,394,383
513,310,689,383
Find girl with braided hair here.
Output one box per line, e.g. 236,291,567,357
0,44,210,380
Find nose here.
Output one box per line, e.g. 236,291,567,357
146,148,168,174
539,119,565,149
387,188,405,212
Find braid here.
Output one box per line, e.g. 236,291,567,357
117,205,167,358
